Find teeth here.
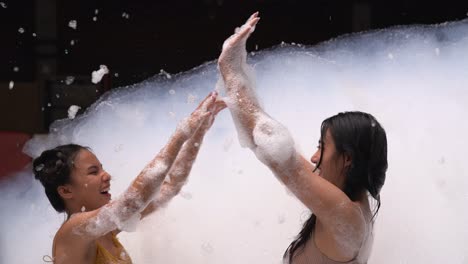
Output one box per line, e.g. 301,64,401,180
101,187,110,192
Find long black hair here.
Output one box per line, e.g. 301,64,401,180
284,111,388,262
33,144,88,213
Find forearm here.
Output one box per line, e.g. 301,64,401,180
221,59,296,168
76,128,189,236
117,128,188,215
140,130,206,218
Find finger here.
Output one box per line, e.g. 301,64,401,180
198,91,217,110
205,97,225,113
236,17,260,41
213,101,227,115
245,12,259,24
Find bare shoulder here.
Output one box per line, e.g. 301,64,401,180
53,212,99,263
314,201,371,262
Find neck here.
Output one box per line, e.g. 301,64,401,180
64,202,85,218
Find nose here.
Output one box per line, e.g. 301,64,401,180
311,149,320,165
101,170,111,182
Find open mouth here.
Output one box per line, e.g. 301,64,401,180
100,187,111,197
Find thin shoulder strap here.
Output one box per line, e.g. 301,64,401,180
42,236,57,263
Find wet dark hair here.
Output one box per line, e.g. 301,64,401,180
284,111,388,262
32,144,89,213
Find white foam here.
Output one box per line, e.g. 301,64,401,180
68,20,77,30
67,105,81,119
3,18,468,264
91,65,109,84
65,76,75,85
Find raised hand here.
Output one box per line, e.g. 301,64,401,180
178,91,219,138
199,98,227,132
218,12,260,77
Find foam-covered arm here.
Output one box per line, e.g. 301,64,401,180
140,96,226,219
139,119,209,218
218,13,297,170
65,93,219,240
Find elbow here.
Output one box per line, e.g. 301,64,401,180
252,117,296,168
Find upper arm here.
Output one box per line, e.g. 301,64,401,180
268,154,365,230
56,210,103,248
60,200,136,242
271,154,367,254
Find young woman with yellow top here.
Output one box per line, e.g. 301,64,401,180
33,92,226,264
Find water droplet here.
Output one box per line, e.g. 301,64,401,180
81,206,86,212
8,81,14,90
169,89,176,95
13,66,19,72
70,40,75,46
0,2,7,8
92,16,97,22
18,27,25,34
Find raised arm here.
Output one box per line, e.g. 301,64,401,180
140,97,226,218
217,13,363,230
62,92,220,241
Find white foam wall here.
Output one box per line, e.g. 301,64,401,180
1,19,468,263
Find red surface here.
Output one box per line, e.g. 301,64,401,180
0,131,32,179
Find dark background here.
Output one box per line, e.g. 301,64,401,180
1,0,468,134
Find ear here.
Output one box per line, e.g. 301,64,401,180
343,153,352,169
57,185,74,200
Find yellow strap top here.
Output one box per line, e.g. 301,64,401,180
95,233,133,264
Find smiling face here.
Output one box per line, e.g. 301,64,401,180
310,129,350,190
65,149,112,212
